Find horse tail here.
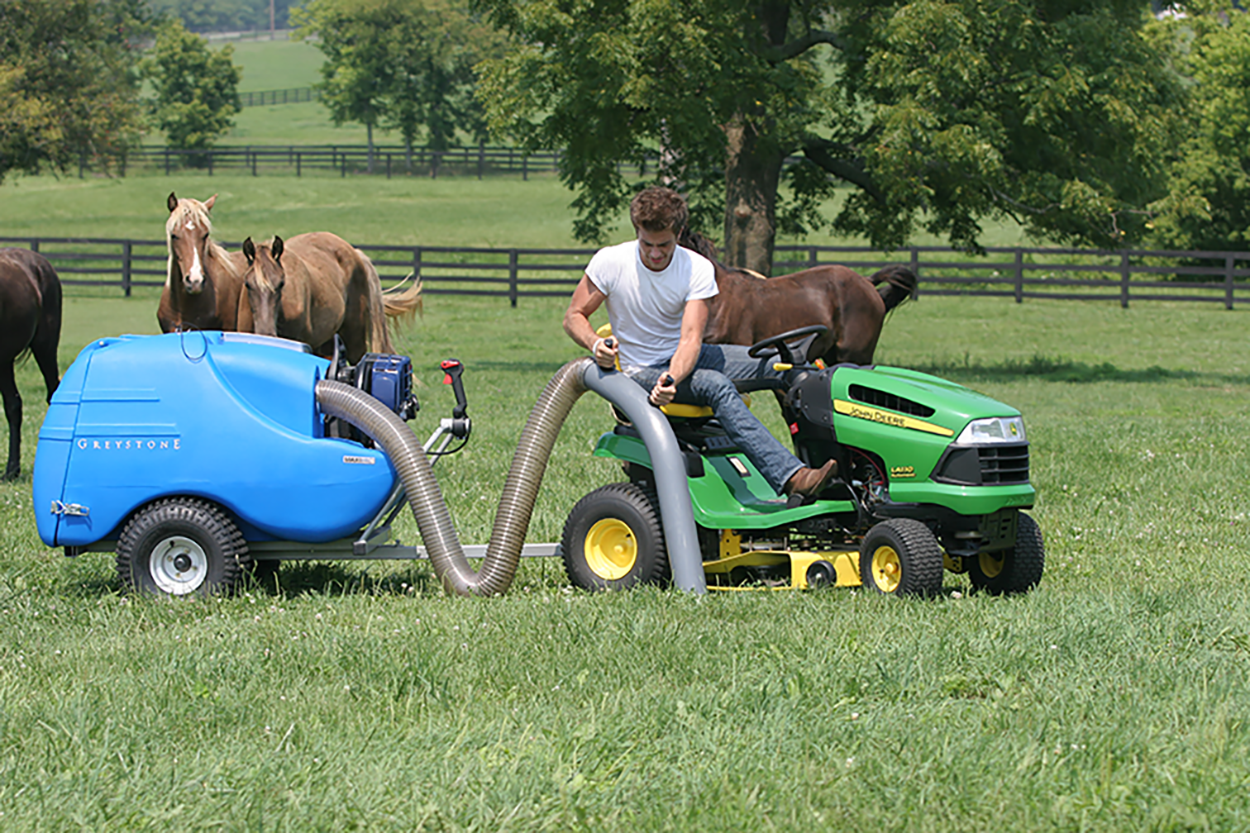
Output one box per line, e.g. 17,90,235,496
871,265,917,312
357,249,395,354
382,271,424,324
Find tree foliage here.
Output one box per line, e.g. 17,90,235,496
1146,6,1250,255
293,0,505,161
476,0,1188,271
140,20,242,152
0,0,149,184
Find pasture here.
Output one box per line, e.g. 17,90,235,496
1,286,1248,829
1,37,1247,826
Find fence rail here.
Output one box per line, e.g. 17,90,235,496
2,238,1247,309
237,87,320,108
107,145,566,180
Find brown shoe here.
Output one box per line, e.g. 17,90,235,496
783,459,838,497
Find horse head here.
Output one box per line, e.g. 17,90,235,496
166,192,218,295
242,235,286,337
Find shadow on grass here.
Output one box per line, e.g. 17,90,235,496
911,354,1250,386
244,561,442,599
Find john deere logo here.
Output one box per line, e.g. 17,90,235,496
1010,422,1020,437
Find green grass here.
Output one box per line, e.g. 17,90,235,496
2,294,1248,829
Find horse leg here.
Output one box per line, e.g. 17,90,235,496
1,362,21,481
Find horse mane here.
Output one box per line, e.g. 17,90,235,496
677,229,764,280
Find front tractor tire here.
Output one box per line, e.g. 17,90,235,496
969,512,1044,595
116,498,250,597
860,518,944,597
561,483,669,591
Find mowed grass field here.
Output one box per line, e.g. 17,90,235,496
1,286,1248,830
2,37,1249,830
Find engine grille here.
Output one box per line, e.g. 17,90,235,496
978,445,1030,483
932,443,1030,485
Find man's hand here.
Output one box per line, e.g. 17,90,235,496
650,373,677,406
592,336,619,369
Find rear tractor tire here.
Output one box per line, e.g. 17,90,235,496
968,512,1044,596
561,483,669,591
860,518,943,597
116,498,250,597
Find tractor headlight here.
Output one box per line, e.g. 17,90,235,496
956,416,1026,445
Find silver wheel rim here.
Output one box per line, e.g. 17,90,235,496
149,536,209,595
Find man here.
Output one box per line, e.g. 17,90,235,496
563,186,837,498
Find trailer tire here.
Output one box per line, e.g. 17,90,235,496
860,518,943,597
116,498,250,597
561,483,668,591
969,512,1044,595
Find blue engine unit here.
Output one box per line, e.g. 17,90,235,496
33,331,401,549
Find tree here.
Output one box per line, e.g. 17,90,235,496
1146,6,1250,256
293,0,504,171
0,0,148,185
140,20,242,155
476,0,1188,273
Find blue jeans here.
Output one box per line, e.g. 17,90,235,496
624,344,803,493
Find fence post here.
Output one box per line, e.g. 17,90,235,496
809,246,818,269
386,154,392,180
509,249,519,307
1119,251,1131,308
522,154,528,181
165,148,171,176
296,152,301,177
122,241,133,297
208,151,213,177
910,247,921,298
1014,248,1024,303
1226,255,1236,310
252,151,258,177
414,248,422,288
478,142,485,180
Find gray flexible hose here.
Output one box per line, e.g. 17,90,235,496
316,358,590,596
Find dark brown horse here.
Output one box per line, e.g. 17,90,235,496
0,248,61,480
683,232,916,366
158,192,248,333
239,233,414,362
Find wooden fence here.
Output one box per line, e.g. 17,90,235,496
237,87,320,108
107,145,566,180
2,238,1247,309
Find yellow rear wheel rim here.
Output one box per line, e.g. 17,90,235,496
585,518,637,580
978,551,1005,578
871,545,903,593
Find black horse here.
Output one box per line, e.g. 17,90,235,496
0,248,62,480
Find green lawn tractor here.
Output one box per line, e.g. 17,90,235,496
561,327,1043,597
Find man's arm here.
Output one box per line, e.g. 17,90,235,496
651,298,707,406
563,274,617,368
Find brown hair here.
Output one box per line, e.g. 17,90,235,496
629,186,688,234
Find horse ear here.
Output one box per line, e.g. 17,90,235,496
167,192,178,213
204,194,217,212
272,236,284,261
242,237,255,263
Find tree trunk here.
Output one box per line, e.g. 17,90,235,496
722,114,785,275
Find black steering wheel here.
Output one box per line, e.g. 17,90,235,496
747,325,830,364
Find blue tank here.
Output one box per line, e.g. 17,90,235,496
33,331,398,548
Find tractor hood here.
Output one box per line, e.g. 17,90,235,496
794,364,1034,514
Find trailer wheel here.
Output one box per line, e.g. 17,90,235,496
969,512,1044,595
561,483,668,591
116,498,250,597
860,518,943,597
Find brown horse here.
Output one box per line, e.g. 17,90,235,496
239,233,409,362
683,232,916,366
1,248,61,480
158,192,248,333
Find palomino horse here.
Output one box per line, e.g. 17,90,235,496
0,248,61,480
158,192,248,333
239,233,412,362
682,232,916,366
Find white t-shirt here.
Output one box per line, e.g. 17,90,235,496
585,240,718,368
